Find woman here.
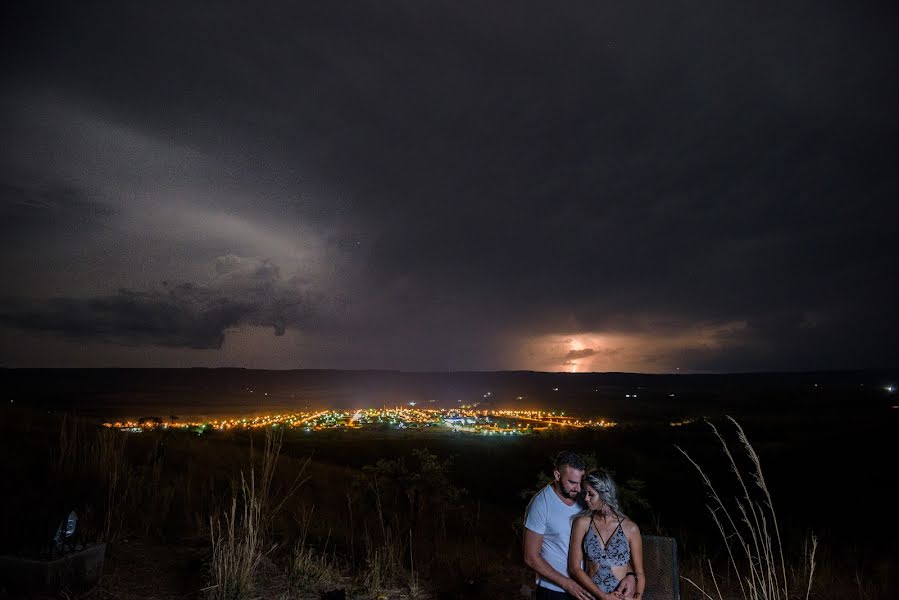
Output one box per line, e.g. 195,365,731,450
568,470,645,599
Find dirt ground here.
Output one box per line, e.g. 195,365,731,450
64,538,540,600
92,538,209,600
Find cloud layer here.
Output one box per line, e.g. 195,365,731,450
1,256,312,349
1,1,897,371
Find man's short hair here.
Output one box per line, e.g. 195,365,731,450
554,450,586,472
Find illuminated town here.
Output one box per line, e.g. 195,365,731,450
104,407,617,435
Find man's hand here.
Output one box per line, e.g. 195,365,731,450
561,577,594,600
615,573,636,598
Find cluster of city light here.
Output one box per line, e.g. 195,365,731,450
103,407,618,435
104,411,325,432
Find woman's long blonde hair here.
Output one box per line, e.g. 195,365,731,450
581,469,622,517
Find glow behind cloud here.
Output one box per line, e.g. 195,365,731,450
517,321,751,373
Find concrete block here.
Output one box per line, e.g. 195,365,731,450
0,543,106,595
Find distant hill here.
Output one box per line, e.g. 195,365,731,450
1,367,896,420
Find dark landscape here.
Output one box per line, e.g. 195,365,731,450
2,368,897,599
3,0,897,598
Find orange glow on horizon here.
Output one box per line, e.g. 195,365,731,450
514,320,750,373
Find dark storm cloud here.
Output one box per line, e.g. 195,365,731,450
0,181,107,214
1,256,314,349
1,0,897,370
565,349,598,361
0,182,116,263
561,348,611,367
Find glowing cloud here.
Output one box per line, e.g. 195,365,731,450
513,321,751,373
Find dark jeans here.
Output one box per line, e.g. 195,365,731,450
535,586,574,600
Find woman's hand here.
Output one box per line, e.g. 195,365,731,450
615,574,636,597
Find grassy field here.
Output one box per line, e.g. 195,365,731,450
1,400,896,599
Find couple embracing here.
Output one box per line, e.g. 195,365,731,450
523,451,645,600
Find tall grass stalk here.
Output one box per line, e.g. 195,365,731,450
209,473,264,600
207,428,307,600
57,413,80,474
288,505,341,593
677,416,817,600
407,528,428,599
346,492,355,569
91,426,128,542
362,475,406,595
805,535,817,600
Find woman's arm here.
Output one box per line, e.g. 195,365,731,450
569,516,614,600
625,520,645,598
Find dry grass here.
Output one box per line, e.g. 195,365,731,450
360,476,413,597
91,427,129,542
206,428,308,600
14,410,889,599
287,506,342,594
53,413,130,543
677,417,817,600
208,473,267,600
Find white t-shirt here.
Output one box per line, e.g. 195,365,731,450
524,484,582,592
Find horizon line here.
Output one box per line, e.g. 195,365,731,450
0,366,895,376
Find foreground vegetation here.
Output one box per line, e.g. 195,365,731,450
0,406,894,599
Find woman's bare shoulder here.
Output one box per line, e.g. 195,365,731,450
572,514,591,527
620,516,641,536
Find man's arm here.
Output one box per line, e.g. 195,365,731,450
523,527,594,600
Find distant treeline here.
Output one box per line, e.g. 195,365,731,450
1,367,896,419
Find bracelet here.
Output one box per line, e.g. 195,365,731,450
625,571,638,580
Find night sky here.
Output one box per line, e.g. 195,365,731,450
1,1,897,372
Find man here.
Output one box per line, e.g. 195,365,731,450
523,451,636,599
